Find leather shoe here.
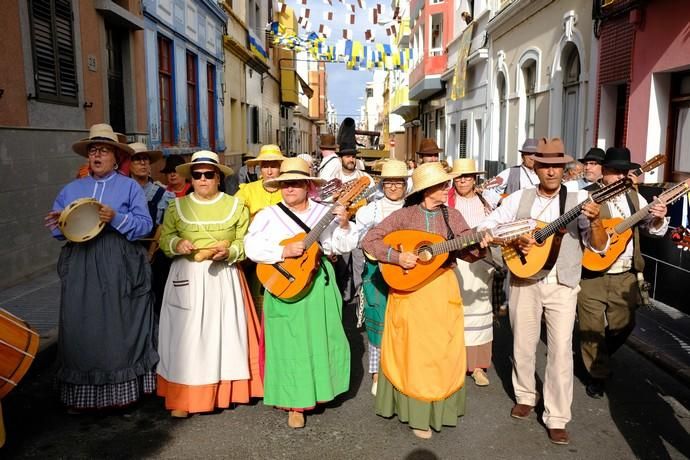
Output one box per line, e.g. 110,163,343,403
586,379,605,399
287,411,305,429
548,428,570,445
510,403,533,419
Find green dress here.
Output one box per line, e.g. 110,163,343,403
263,260,351,409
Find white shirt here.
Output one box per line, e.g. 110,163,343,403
483,165,539,208
355,196,404,244
318,152,341,181
603,192,669,273
335,168,376,187
244,199,359,264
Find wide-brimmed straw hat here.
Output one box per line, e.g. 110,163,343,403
245,144,287,166
128,142,163,163
519,138,539,154
602,147,640,171
176,150,233,178
380,160,408,179
410,162,460,194
319,133,337,150
72,123,135,158
451,158,485,175
533,138,574,165
416,138,443,156
264,157,326,187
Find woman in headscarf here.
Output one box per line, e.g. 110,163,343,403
44,123,158,411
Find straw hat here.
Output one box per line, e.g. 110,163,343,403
410,162,460,194
264,157,326,187
176,150,233,178
128,142,163,163
245,144,287,166
416,138,443,156
533,138,574,164
72,123,135,158
380,160,409,179
297,153,314,166
451,158,485,175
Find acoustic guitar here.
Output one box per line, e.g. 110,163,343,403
503,177,633,279
256,177,370,300
379,219,537,291
582,178,690,271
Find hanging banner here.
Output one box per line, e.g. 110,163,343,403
450,23,474,101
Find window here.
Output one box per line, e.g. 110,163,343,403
497,72,507,163
207,63,216,151
186,52,199,146
562,45,580,156
669,71,690,181
158,35,174,146
366,88,373,98
250,106,260,144
522,60,536,139
430,14,443,56
29,0,78,105
458,119,468,159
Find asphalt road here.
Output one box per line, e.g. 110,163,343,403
2,310,690,459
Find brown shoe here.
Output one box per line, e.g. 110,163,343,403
170,410,189,418
510,403,533,419
287,411,305,429
548,428,570,445
412,428,432,439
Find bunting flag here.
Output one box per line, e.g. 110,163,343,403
376,3,382,13
269,22,414,71
300,0,307,4
323,0,332,4
349,14,355,24
323,10,333,21
393,6,400,19
369,8,378,24
278,2,287,13
364,29,374,42
357,0,366,8
348,3,355,12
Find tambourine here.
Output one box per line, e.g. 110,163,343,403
57,198,105,243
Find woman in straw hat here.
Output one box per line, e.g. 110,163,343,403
44,123,158,411
354,160,408,396
361,162,492,439
235,144,286,220
448,159,496,387
156,151,262,418
244,158,359,429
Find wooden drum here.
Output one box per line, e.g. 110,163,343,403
0,309,40,399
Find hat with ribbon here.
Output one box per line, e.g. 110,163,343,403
533,138,574,165
416,138,443,156
263,157,326,187
579,147,606,164
451,158,485,176
602,147,640,171
410,161,461,194
176,150,233,178
380,160,409,179
319,133,338,150
519,138,539,154
72,123,135,158
245,144,287,166
128,142,163,163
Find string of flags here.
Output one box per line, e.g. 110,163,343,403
269,21,414,71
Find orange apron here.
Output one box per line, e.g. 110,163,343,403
380,269,466,402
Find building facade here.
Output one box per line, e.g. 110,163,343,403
0,0,148,287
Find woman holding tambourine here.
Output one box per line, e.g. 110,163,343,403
44,123,157,412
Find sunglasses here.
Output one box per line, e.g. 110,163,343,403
191,171,217,180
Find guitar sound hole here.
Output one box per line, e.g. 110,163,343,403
417,246,433,263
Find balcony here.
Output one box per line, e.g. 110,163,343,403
390,86,418,120
395,19,411,47
408,51,447,101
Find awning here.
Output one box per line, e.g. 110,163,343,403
297,73,314,99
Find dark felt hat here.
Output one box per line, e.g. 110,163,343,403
160,154,186,173
602,147,640,171
519,138,539,154
578,147,605,164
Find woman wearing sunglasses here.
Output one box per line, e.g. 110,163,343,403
157,151,262,418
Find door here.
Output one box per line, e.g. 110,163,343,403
106,25,126,135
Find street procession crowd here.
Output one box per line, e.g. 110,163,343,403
43,116,669,446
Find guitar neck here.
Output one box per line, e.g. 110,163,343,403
612,180,690,234
613,205,650,234
534,202,585,244
303,205,337,248
428,230,486,256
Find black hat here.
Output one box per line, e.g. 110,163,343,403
337,117,358,156
602,147,640,171
160,154,186,173
578,147,605,164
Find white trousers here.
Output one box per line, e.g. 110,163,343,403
509,279,579,429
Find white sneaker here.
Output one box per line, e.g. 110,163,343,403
472,368,490,386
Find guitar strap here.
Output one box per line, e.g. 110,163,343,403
440,205,455,240
277,202,330,285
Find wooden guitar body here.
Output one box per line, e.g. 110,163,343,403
502,220,559,279
255,233,322,300
582,217,632,271
379,230,450,292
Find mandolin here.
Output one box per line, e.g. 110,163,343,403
503,177,633,279
582,178,690,271
256,177,370,300
379,219,537,291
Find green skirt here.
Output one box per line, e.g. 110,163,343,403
362,260,388,347
263,260,350,409
375,372,466,431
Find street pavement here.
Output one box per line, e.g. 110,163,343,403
1,273,689,459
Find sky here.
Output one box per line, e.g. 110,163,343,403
274,0,398,123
